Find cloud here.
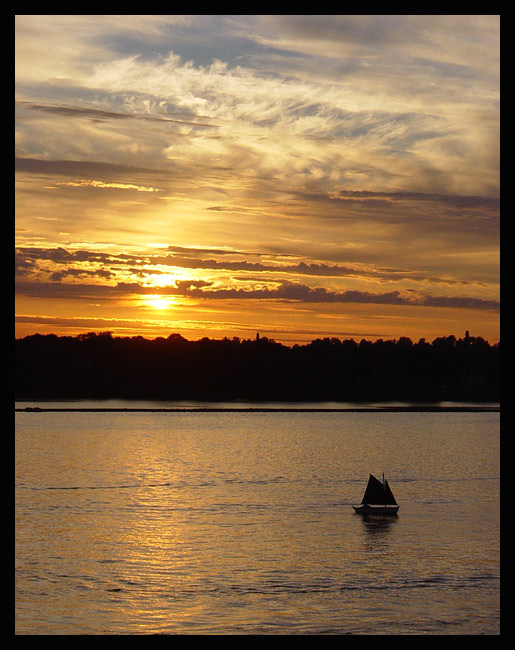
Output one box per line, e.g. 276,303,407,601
15,280,125,300
56,180,160,192
15,157,168,181
164,280,499,311
14,276,500,313
253,15,499,63
16,244,489,289
49,267,114,282
336,189,500,210
17,99,219,129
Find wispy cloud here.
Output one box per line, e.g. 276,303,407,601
56,180,160,192
15,16,499,196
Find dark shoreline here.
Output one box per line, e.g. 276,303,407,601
16,405,499,413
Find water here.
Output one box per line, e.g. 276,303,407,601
15,401,500,635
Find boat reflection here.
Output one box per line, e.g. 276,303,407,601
359,513,398,555
360,513,398,535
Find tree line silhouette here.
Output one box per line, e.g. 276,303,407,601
15,331,499,402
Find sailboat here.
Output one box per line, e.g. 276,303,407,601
353,473,399,515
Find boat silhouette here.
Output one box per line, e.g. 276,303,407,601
353,473,399,515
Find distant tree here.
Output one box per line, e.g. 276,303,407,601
14,331,499,402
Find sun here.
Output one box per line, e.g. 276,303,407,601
143,295,175,311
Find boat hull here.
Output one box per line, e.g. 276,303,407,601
353,504,399,515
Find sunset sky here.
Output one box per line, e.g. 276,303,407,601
15,15,500,344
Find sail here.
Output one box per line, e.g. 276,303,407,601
361,474,397,505
382,479,397,505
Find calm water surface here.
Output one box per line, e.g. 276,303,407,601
15,402,500,635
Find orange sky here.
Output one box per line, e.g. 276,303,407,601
15,15,500,344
